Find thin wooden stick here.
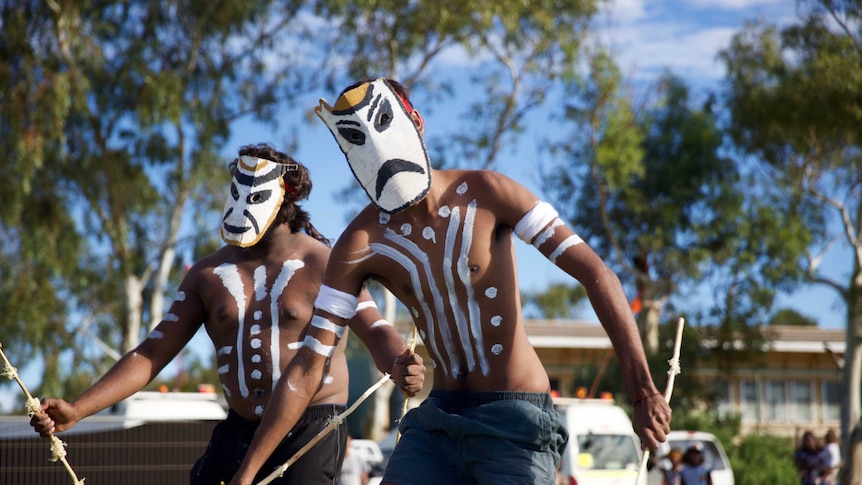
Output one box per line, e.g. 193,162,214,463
636,317,684,483
254,373,392,485
0,342,85,485
396,325,418,444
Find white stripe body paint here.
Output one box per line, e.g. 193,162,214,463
458,200,489,375
442,206,476,375
550,235,584,263
218,364,230,374
267,260,304,388
379,228,456,372
311,315,346,338
356,300,377,311
371,319,391,328
217,346,233,356
163,313,179,322
364,240,450,377
214,259,304,398
174,291,186,302
534,218,565,248
214,263,249,398
147,330,164,340
302,335,336,357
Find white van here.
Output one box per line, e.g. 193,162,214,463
648,430,735,485
554,397,645,485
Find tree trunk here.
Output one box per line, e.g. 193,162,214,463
840,276,862,483
123,275,144,354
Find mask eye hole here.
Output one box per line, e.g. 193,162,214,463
338,127,366,145
374,98,394,132
247,190,271,204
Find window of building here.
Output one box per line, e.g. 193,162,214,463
790,380,813,421
764,380,787,421
740,380,758,422
822,381,841,422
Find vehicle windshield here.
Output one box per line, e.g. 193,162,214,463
576,434,640,470
667,439,728,471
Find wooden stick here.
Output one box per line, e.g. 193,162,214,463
0,342,85,484
254,373,392,485
396,325,419,444
635,317,684,483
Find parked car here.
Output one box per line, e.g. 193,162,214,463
648,430,734,485
554,397,646,485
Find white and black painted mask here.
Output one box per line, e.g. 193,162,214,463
315,78,431,214
220,155,293,248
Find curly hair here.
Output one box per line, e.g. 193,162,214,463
232,143,330,246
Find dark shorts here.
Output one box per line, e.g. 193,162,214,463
383,390,568,485
190,404,347,485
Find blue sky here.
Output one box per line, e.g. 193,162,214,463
222,0,847,328
3,0,848,413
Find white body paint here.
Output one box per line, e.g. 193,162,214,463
214,259,305,398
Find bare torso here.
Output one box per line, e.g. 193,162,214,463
331,170,550,393
182,232,348,420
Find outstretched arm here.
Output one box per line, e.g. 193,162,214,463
30,277,205,436
490,172,671,450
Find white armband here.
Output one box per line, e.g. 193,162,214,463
315,284,359,319
302,335,336,358
549,234,584,263
514,201,559,243
356,300,378,311
311,315,347,338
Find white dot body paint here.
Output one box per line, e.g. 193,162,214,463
491,344,503,355
491,316,502,327
174,291,186,302
485,287,498,298
401,223,412,235
147,330,164,340
323,375,334,385
214,259,305,398
456,182,468,195
217,346,233,357
251,369,262,379
412,307,420,318
254,405,264,417
287,379,297,391
422,226,436,243
438,206,451,217
379,212,391,224
163,313,179,322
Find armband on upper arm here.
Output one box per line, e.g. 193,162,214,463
514,201,584,262
315,284,359,319
514,201,559,244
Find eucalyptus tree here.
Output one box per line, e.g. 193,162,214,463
0,0,326,397
719,0,862,476
542,48,753,356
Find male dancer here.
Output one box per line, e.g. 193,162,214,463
30,143,424,485
229,80,671,485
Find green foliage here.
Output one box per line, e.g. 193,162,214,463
769,308,818,326
730,433,798,485
524,283,588,319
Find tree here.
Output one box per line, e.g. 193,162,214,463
543,49,753,354
0,0,322,397
719,0,862,478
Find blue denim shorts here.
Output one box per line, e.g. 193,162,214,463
383,390,568,485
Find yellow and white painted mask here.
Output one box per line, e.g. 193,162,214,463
315,78,431,214
221,155,295,248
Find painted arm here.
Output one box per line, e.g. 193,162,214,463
350,288,424,396
493,172,670,450
30,276,205,436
